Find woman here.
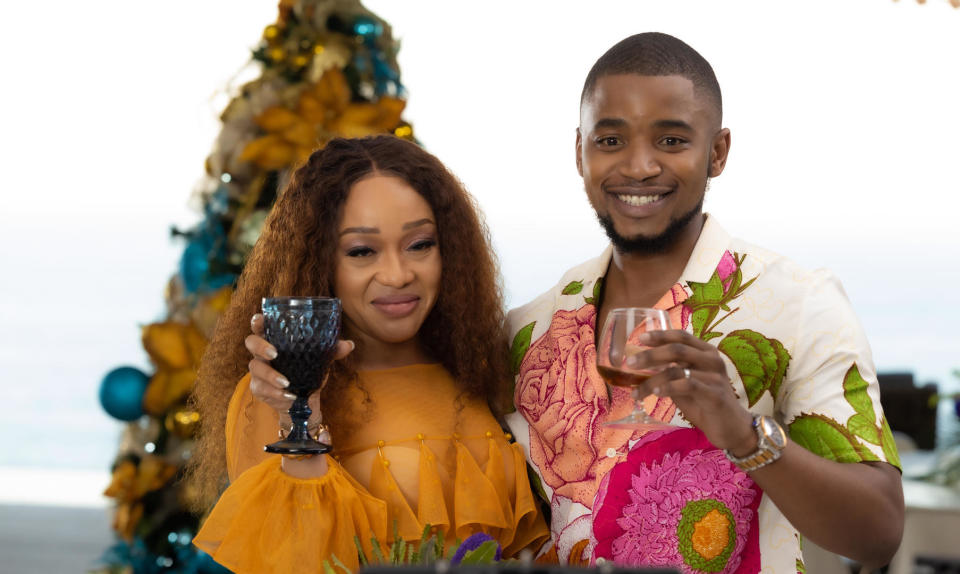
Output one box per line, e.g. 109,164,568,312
189,136,548,573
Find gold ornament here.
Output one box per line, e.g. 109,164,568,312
141,321,208,415
263,25,280,40
165,408,201,439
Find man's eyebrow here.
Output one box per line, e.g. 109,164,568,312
340,226,379,236
402,218,434,230
592,118,628,131
653,119,694,131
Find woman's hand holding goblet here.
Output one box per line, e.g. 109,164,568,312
246,298,352,455
246,313,354,425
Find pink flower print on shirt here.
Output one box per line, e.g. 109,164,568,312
516,305,676,507
592,427,762,573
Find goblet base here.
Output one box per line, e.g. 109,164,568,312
264,438,332,455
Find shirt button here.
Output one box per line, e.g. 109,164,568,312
606,448,618,458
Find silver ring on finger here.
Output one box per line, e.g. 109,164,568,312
682,367,692,380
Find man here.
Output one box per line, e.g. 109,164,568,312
505,32,903,572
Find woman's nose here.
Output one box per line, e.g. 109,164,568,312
375,251,414,287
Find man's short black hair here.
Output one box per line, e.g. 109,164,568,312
580,32,722,123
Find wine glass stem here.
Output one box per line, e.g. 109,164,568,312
286,396,313,442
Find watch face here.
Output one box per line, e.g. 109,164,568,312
760,416,787,448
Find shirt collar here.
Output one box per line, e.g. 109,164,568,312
678,214,731,285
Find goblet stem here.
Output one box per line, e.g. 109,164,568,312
286,396,313,443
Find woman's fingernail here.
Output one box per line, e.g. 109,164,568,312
266,347,278,359
651,386,661,396
277,376,290,387
283,392,296,400
347,340,356,352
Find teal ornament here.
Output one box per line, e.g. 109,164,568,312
99,366,149,421
353,15,382,39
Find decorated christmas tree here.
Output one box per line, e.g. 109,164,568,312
96,1,415,571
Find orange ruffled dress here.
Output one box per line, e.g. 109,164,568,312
194,363,549,573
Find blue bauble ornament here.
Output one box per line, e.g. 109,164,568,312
353,15,382,40
179,237,211,294
99,366,150,421
196,550,232,574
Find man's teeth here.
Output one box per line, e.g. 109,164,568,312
617,194,662,206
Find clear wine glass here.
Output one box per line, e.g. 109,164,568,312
596,307,672,428
262,296,341,455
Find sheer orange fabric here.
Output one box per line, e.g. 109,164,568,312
194,363,549,573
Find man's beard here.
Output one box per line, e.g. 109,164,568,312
596,196,704,255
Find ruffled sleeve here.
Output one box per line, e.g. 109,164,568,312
224,373,277,481
194,455,387,574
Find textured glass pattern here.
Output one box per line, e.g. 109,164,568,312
262,297,341,398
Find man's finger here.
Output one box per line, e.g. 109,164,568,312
639,329,713,351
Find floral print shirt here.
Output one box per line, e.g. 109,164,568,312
504,216,900,573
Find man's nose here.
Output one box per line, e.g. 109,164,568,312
622,143,662,180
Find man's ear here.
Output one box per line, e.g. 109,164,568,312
576,128,583,177
708,128,731,177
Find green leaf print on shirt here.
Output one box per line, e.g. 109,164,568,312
584,277,603,306
717,330,791,407
880,415,901,468
842,363,901,467
562,280,584,295
686,253,757,341
510,322,536,376
789,413,880,463
844,364,881,445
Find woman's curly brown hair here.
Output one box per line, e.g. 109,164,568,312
186,135,510,510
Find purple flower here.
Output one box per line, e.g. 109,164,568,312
450,532,502,564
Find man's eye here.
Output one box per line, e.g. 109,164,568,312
409,239,436,252
596,136,622,147
660,136,685,146
346,246,375,257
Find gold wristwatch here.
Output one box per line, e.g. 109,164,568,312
724,415,788,472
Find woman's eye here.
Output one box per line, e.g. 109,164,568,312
409,239,437,252
346,246,375,258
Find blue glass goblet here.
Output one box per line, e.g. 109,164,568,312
262,296,341,455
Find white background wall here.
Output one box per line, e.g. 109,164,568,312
1,0,958,505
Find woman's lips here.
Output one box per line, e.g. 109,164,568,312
372,295,420,317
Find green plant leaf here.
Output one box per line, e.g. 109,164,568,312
370,537,386,564
417,537,436,564
702,331,723,342
789,413,879,463
880,415,901,468
562,280,584,295
460,540,500,565
718,330,790,406
323,560,336,574
354,536,369,567
331,553,352,573
510,322,536,375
